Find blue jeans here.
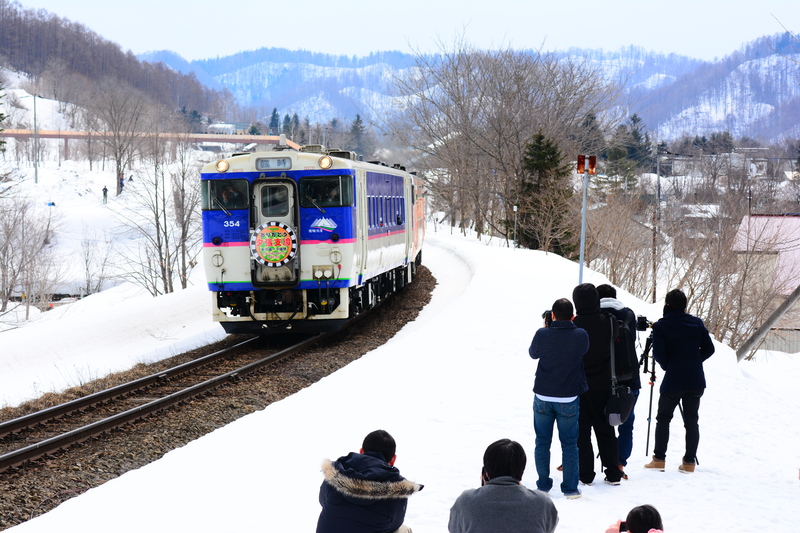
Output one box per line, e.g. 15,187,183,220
533,395,580,495
617,389,640,466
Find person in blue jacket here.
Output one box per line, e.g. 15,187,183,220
645,289,715,473
529,298,589,498
317,430,422,533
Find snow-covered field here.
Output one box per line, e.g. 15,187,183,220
1,89,799,530
1,211,799,531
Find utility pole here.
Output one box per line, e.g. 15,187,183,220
578,155,597,283
33,95,39,184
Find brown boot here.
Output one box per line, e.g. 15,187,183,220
678,461,696,473
644,456,665,471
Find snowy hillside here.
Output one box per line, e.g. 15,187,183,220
143,36,800,140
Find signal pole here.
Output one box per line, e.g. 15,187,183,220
578,155,596,283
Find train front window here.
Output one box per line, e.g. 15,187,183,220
299,176,352,208
203,180,248,211
261,185,289,217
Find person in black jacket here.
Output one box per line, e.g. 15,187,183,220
316,430,422,533
572,283,623,485
645,289,715,473
597,283,640,480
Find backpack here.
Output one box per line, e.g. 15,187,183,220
603,309,639,382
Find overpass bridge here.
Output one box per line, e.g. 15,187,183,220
0,129,301,159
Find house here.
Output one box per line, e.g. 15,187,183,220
733,214,800,352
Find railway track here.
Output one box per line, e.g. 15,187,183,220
0,333,327,473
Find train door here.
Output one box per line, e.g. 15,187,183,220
250,180,300,286
356,173,368,281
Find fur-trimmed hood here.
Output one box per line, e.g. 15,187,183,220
321,455,422,501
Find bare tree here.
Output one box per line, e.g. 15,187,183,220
169,133,203,290
0,197,61,317
90,79,149,195
79,229,114,296
391,40,625,242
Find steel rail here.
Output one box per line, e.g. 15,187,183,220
0,337,259,439
0,333,325,473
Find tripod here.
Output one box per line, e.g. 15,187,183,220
641,333,656,456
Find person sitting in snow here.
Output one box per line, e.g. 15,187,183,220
316,429,422,533
448,439,558,533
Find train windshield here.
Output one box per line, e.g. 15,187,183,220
299,176,352,208
202,179,249,211
261,184,290,217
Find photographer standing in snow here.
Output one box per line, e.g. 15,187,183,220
597,284,639,479
644,289,715,473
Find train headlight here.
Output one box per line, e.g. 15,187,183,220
318,155,333,169
216,159,230,172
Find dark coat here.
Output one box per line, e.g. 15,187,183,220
316,451,422,533
572,284,617,391
652,310,715,393
600,297,642,389
529,320,589,398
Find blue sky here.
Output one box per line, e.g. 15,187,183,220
15,0,800,61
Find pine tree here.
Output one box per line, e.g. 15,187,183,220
282,114,292,136
346,114,374,157
269,108,280,134
515,133,575,255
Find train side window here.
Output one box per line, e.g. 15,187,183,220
203,180,248,211
299,176,352,208
262,185,289,217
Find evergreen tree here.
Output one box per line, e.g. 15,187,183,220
269,108,280,134
515,133,575,255
602,114,653,190
282,114,292,136
248,123,261,135
346,114,374,156
626,114,652,169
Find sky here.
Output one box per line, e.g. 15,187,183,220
13,0,800,62
2,156,800,531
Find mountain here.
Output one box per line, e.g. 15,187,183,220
142,34,800,141
139,48,418,125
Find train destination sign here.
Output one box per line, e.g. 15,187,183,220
255,157,292,171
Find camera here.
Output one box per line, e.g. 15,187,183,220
619,521,627,532
636,315,653,331
542,309,553,327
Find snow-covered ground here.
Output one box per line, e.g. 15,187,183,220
1,89,799,530
2,225,799,531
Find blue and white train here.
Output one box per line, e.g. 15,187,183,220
201,144,425,334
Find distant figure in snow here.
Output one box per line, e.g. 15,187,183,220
102,186,108,204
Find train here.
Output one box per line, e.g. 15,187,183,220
200,142,425,334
